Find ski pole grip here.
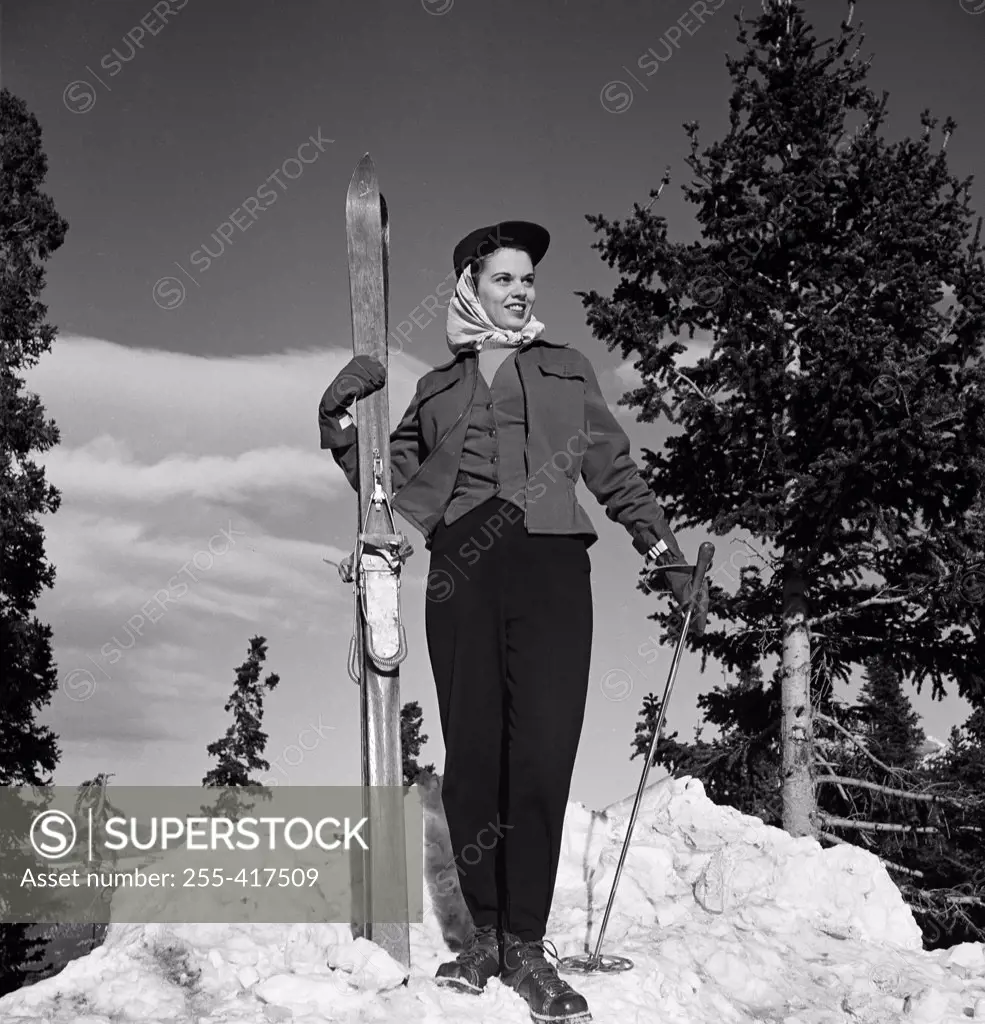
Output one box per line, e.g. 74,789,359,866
690,541,715,590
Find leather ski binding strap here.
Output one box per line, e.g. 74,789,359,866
337,534,413,583
342,449,413,682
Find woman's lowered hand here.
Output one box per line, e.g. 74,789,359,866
644,541,709,636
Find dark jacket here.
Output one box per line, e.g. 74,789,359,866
318,338,686,570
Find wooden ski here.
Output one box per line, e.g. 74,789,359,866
344,153,411,968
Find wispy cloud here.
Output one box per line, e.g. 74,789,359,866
44,439,337,503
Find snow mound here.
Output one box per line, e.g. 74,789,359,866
573,774,924,947
3,775,983,1024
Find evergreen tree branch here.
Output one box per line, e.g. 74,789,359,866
814,753,859,815
814,712,906,779
816,775,979,809
807,589,916,627
739,538,781,573
669,366,718,407
899,883,985,944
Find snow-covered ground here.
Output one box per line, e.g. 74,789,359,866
3,775,983,1024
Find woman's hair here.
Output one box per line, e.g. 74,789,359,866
468,244,534,285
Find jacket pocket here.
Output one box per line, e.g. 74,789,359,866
538,363,586,382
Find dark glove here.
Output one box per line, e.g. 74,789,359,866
644,546,710,637
321,354,386,414
679,576,709,636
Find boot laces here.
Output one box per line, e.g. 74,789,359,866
517,939,571,998
458,926,497,968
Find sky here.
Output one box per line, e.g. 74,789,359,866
3,0,984,812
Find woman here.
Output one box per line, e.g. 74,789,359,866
318,221,708,1024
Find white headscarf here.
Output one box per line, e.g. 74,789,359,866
446,266,546,354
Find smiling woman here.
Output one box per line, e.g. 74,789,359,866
318,220,710,1024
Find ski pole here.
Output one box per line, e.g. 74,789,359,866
560,541,714,974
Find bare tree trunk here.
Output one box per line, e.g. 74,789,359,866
773,296,815,837
781,568,815,836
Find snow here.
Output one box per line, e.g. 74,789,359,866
3,775,983,1024
918,735,949,768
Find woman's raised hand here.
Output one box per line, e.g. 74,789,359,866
324,354,387,413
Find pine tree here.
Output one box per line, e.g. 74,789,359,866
0,87,69,997
911,706,985,946
202,636,280,819
581,0,985,836
853,654,925,769
633,662,784,823
400,701,434,787
824,656,928,896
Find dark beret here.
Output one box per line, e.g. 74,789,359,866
452,220,550,280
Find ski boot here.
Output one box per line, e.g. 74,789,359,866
501,933,592,1022
434,924,501,994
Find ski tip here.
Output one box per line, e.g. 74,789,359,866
347,154,379,205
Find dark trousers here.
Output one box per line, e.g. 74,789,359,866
425,498,593,942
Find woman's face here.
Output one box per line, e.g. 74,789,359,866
474,248,536,331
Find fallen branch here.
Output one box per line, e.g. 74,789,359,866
819,813,940,835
